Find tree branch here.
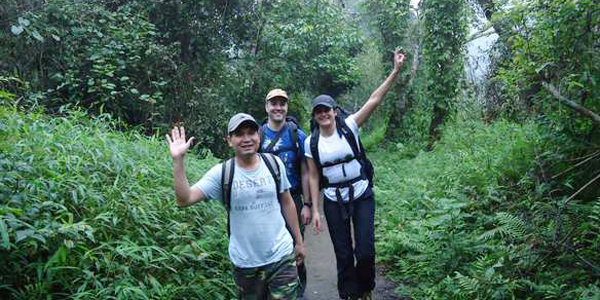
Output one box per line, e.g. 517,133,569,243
565,172,600,204
542,82,600,126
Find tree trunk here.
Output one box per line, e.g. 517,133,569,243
384,29,421,139
427,103,447,151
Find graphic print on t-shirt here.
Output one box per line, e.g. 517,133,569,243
230,172,277,213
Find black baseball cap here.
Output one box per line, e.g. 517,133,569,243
311,94,336,111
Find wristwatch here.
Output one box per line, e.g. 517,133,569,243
303,202,313,208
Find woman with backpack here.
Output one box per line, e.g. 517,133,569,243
305,48,405,300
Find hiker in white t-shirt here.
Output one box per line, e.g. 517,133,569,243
166,113,306,299
305,48,405,300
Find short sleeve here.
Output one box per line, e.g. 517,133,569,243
346,115,360,135
303,135,313,158
192,163,223,202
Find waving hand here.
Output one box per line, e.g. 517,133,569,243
166,126,195,159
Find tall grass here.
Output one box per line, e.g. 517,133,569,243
0,107,234,299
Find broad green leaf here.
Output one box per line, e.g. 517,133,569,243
18,17,30,26
11,25,24,35
64,239,74,248
16,229,34,243
0,218,10,249
30,30,45,42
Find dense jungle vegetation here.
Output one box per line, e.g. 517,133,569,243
1,0,599,299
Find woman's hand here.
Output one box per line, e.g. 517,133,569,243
312,211,322,234
393,47,406,72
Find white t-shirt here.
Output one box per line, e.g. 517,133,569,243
192,155,293,268
304,116,369,202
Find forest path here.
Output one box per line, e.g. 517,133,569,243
302,203,401,300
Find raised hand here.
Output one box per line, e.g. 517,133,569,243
394,47,406,71
166,126,195,159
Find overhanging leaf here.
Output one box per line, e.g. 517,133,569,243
16,229,34,243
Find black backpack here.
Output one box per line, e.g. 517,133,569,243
309,107,374,195
220,153,295,240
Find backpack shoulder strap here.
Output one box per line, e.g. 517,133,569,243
263,124,287,153
221,158,235,236
261,152,298,243
221,158,235,211
260,153,281,198
337,116,362,159
309,128,321,169
286,121,299,152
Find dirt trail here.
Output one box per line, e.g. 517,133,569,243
302,204,401,300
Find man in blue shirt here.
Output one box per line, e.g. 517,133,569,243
260,89,311,298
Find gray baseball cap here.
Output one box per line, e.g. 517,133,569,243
227,113,259,134
311,94,336,110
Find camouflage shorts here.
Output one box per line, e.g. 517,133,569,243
233,252,298,300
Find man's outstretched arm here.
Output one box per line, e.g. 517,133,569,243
166,126,206,207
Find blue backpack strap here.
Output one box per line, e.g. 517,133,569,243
221,158,235,235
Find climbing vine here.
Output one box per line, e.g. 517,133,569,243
422,0,467,148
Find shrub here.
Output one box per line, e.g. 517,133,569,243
0,107,233,299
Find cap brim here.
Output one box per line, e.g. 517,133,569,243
229,119,259,134
267,95,288,102
312,103,334,110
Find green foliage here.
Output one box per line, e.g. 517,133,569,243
373,118,600,299
487,0,600,139
337,44,390,138
1,0,363,157
0,107,233,299
245,0,362,110
422,0,468,143
363,0,410,48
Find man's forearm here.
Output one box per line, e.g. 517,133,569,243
173,157,192,206
301,160,310,203
281,194,303,245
